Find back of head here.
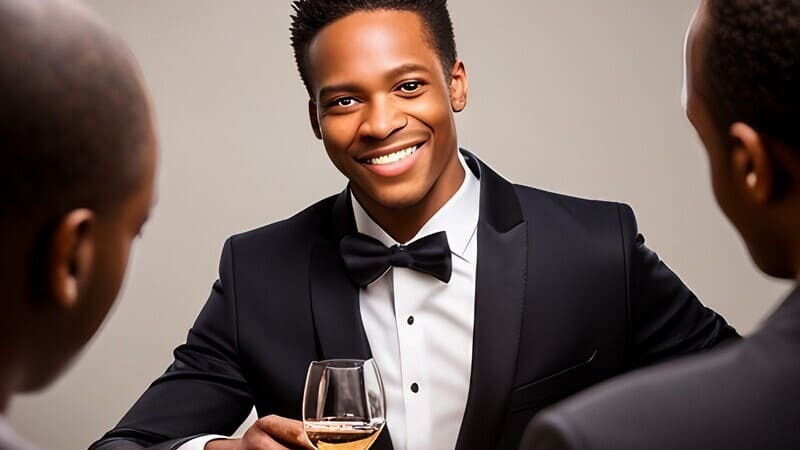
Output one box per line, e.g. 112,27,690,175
678,0,800,279
290,0,456,93
0,0,155,403
704,0,800,150
0,0,150,226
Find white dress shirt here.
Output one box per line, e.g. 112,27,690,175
354,152,480,450
184,153,480,450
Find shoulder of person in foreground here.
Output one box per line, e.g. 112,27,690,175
521,304,800,450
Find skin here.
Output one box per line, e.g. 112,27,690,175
18,131,157,394
0,0,157,413
307,10,467,243
0,126,156,410
686,0,800,281
209,8,469,450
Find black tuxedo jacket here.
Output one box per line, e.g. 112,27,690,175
522,286,800,450
92,152,736,450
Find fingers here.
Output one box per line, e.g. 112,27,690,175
206,415,314,450
254,415,314,450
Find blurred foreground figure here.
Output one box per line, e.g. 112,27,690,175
522,1,800,449
0,0,156,447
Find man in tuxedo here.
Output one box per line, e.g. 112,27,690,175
92,1,737,450
522,1,800,449
0,0,157,447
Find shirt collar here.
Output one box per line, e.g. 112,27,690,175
351,151,481,263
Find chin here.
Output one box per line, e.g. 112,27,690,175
18,358,70,394
746,240,795,280
18,332,87,394
367,185,429,210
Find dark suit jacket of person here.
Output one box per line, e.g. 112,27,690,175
91,151,736,450
522,287,800,450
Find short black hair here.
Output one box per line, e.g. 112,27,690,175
704,0,800,149
0,0,151,224
290,0,457,94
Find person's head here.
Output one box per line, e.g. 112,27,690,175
290,1,467,234
0,0,157,402
684,0,800,279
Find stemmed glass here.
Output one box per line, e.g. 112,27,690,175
302,359,386,450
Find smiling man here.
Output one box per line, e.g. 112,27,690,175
93,2,736,450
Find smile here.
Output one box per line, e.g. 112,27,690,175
363,145,419,165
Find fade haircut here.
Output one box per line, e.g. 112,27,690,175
0,0,151,225
704,0,800,150
290,0,457,95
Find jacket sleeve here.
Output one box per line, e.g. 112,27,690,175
519,409,583,450
90,238,255,449
618,204,739,369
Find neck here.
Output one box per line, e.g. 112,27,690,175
355,151,465,243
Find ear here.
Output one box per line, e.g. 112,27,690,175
449,60,468,113
729,122,773,204
47,209,95,309
308,99,322,140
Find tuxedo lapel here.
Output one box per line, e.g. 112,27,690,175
308,190,395,450
309,189,370,360
456,151,528,450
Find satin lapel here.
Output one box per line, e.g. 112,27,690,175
456,152,528,450
309,189,370,360
308,189,395,450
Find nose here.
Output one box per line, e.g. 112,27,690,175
358,96,407,140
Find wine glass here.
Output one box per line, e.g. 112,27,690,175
302,359,386,450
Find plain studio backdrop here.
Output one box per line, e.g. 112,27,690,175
8,1,790,448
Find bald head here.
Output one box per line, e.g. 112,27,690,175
0,1,157,407
0,0,153,225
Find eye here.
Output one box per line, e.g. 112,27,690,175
331,97,358,108
399,81,422,93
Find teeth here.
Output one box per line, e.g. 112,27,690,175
366,145,419,165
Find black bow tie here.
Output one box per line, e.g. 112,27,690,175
340,231,452,288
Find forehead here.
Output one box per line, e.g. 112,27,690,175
306,10,440,91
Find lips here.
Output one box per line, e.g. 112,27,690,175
357,141,426,177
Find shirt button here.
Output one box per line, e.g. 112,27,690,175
410,382,419,393
407,315,414,325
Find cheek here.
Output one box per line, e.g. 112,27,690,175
86,231,134,332
321,114,361,153
408,90,453,130
707,156,731,208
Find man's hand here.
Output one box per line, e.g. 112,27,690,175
205,415,314,450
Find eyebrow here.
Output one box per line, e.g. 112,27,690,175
317,63,432,100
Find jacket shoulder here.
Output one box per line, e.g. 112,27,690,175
227,194,337,252
512,184,637,234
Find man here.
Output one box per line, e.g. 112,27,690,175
93,1,736,450
522,1,800,449
0,0,157,448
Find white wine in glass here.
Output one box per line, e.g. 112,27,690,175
303,359,386,450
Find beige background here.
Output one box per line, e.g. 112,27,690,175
8,1,791,449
